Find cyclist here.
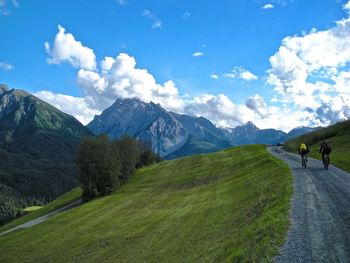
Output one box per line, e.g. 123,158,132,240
298,143,309,167
319,141,331,166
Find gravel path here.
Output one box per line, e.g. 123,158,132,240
0,200,81,237
269,147,350,263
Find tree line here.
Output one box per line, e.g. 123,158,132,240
77,135,160,201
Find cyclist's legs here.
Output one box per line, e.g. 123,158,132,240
301,153,305,165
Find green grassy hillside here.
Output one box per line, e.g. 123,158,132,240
0,145,292,262
284,120,350,172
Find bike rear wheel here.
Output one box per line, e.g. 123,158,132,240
324,154,329,170
302,155,307,168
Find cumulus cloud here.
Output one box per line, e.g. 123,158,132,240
223,66,258,81
142,10,162,29
45,25,97,71
192,52,203,57
0,62,13,70
344,1,350,12
210,74,219,79
185,94,254,127
76,53,185,112
262,4,274,9
246,94,269,118
267,1,350,125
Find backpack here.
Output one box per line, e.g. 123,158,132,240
300,143,309,154
323,143,331,154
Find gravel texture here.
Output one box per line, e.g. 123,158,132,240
269,147,350,263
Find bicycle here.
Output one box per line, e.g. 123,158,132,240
323,154,329,170
301,154,307,169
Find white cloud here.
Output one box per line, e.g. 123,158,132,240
0,62,13,70
210,74,219,79
45,25,97,71
77,53,185,112
185,94,253,128
245,94,269,118
262,4,274,9
267,2,350,125
142,10,162,29
223,66,258,81
34,90,100,125
192,52,203,57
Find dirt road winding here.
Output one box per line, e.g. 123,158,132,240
269,147,350,262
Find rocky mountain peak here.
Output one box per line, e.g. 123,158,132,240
245,121,259,130
0,84,9,94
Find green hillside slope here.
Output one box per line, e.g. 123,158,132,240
0,145,292,262
284,120,350,172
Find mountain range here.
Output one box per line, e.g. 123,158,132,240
87,98,319,158
87,98,231,159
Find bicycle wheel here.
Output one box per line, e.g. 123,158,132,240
302,156,306,168
324,155,329,170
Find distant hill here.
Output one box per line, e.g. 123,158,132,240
222,122,319,146
0,145,292,262
87,98,230,158
284,119,350,172
0,84,92,225
284,126,321,141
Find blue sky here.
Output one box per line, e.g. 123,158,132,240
1,0,350,131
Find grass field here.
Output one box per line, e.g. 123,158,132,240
0,145,292,262
0,187,81,233
284,120,350,173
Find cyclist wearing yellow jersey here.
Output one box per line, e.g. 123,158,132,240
298,143,309,166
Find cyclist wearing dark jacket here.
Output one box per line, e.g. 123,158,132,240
319,141,331,164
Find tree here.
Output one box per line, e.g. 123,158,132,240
117,135,140,183
136,140,161,168
77,135,160,202
77,135,119,201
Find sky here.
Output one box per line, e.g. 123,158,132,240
1,0,350,131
